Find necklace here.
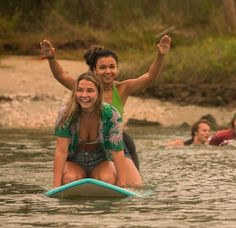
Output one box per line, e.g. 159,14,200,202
104,86,112,91
104,90,112,100
103,85,112,100
104,82,113,91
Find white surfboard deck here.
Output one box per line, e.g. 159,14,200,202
45,178,140,198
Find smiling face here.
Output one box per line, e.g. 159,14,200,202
93,56,118,85
76,79,98,111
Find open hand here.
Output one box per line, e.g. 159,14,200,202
40,39,55,60
157,35,171,55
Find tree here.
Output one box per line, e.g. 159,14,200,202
223,0,236,34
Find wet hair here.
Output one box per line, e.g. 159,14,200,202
191,119,211,138
59,71,103,126
84,45,118,71
230,113,236,128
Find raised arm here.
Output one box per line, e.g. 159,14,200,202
122,35,171,95
40,39,76,90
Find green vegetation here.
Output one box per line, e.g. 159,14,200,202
123,37,236,85
0,0,236,105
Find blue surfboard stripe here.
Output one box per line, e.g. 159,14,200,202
45,178,140,197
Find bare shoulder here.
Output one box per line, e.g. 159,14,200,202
114,80,127,92
115,77,137,91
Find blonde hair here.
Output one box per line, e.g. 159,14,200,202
59,71,103,126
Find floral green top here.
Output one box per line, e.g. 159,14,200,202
55,103,124,159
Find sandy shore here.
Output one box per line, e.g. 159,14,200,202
0,56,235,128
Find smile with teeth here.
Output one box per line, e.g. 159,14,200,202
79,97,91,103
102,75,112,80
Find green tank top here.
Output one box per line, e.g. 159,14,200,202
112,84,124,116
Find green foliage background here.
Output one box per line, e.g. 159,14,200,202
0,0,235,105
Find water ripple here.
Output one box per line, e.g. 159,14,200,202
1,127,236,227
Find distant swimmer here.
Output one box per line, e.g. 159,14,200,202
209,113,236,146
166,119,211,147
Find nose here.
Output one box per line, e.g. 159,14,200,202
104,67,111,74
81,91,88,97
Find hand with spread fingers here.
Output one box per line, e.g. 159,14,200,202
157,35,171,55
40,39,56,60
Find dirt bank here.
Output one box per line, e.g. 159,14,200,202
144,84,236,107
0,56,235,128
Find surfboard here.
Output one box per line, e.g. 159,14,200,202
45,178,140,198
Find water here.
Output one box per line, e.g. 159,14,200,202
1,127,236,228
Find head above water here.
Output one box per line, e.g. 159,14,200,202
84,45,119,71
191,119,211,137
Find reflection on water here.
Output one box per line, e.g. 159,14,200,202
1,127,236,227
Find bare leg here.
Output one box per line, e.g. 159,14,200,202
91,159,142,188
90,161,117,185
62,161,87,185
125,158,143,188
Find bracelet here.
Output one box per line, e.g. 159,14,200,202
48,56,56,61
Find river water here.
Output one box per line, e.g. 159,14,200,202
0,127,236,228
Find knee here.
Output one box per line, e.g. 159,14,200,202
92,173,116,185
62,172,85,185
62,172,77,185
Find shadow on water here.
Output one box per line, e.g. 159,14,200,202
1,127,236,227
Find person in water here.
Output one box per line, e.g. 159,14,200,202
54,72,127,188
166,119,211,147
40,35,171,186
209,113,236,146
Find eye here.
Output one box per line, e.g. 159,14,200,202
98,66,106,70
87,88,95,93
109,65,116,69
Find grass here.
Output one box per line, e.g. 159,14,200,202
119,36,236,86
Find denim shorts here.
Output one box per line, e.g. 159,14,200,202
67,148,107,174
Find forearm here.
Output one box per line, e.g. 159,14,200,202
147,53,165,81
53,149,68,187
123,53,166,95
112,151,126,187
147,35,171,82
48,59,75,90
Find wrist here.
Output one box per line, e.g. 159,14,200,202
48,56,56,61
157,52,165,57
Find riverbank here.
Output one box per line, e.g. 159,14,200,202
0,56,235,128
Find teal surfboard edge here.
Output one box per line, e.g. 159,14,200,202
45,178,141,197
